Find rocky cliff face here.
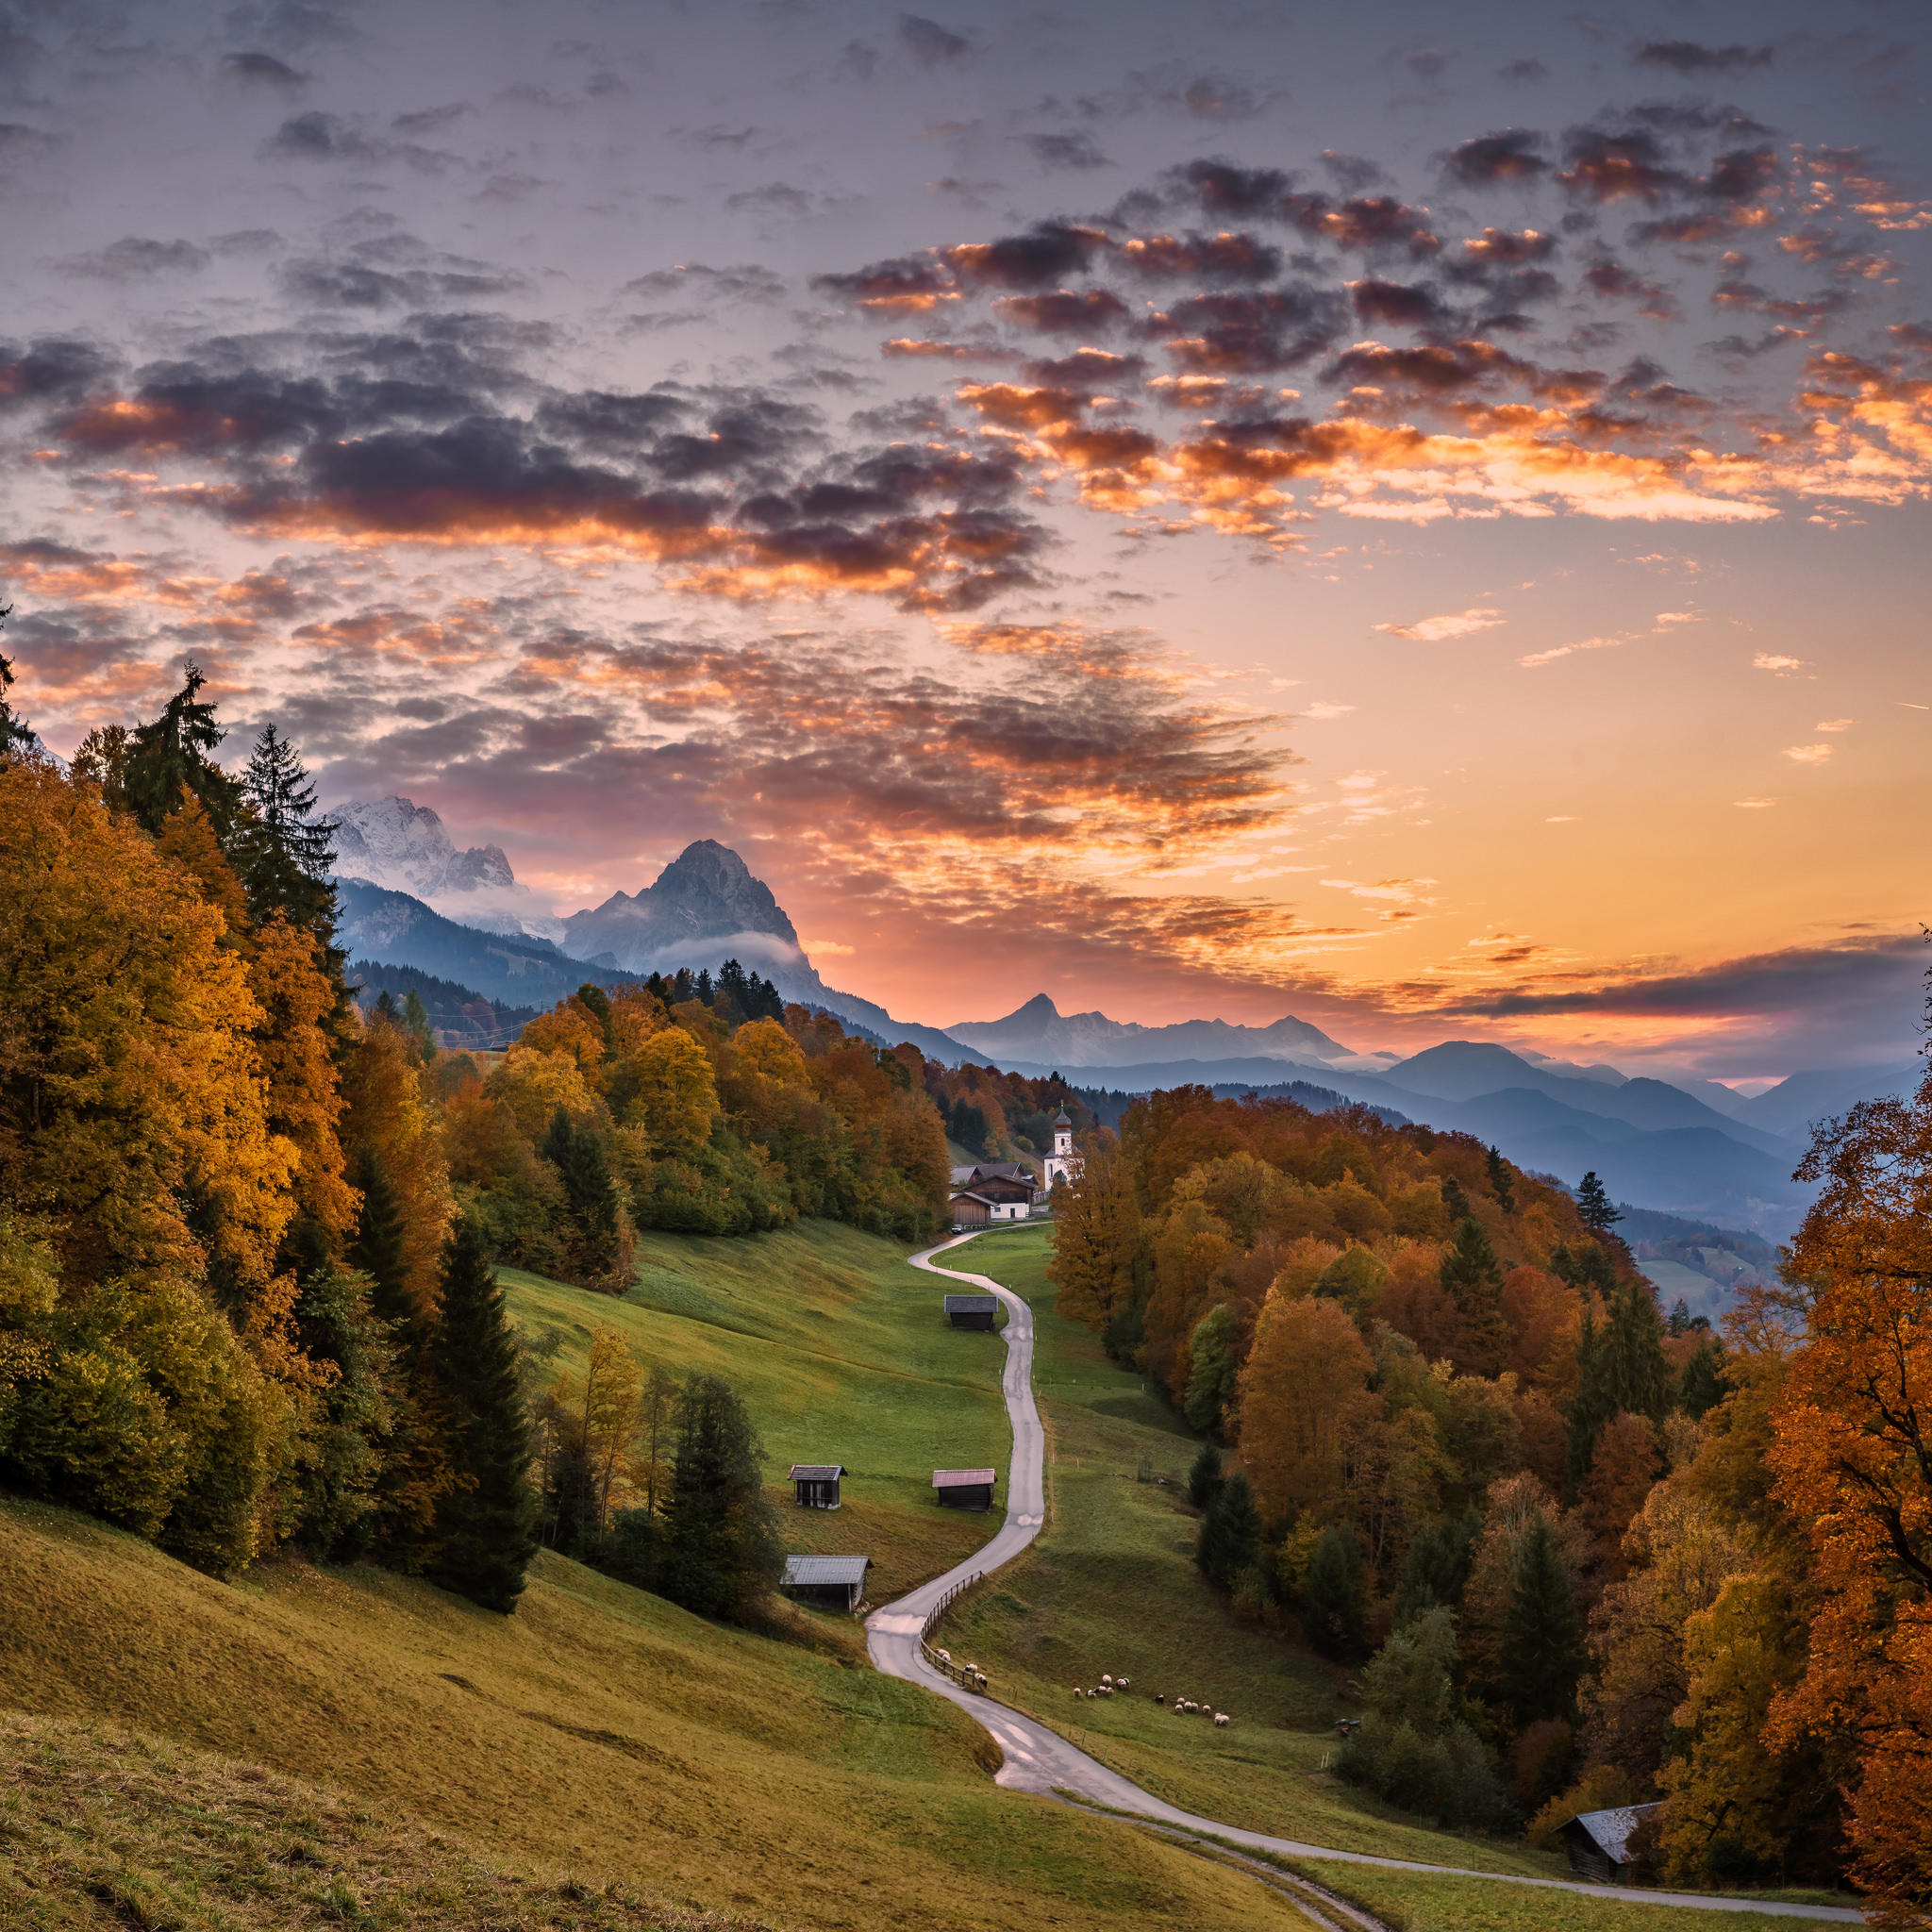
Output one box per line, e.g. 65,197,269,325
331,797,560,940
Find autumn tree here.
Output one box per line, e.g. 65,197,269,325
1762,1050,1932,1916
1183,1303,1239,1433
1046,1135,1141,1339
1234,1291,1378,1524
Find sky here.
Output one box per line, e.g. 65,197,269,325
2,0,1928,1079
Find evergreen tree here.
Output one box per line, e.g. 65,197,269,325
574,982,617,1055
694,967,714,1005
403,988,438,1061
1302,1524,1366,1657
541,1108,625,1287
1502,1515,1585,1723
1563,1278,1669,1483
124,662,245,838
425,1218,539,1613
0,617,40,764
1485,1144,1516,1213
1677,1338,1727,1420
347,1147,417,1353
1441,1217,1508,1374
1391,1506,1481,1626
239,723,338,941
1441,1175,1472,1224
1187,1440,1224,1509
289,1264,394,1559
1183,1303,1240,1434
1195,1469,1260,1590
1550,1237,1617,1296
660,1373,783,1621
1575,1171,1622,1236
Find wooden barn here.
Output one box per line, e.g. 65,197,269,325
779,1554,872,1612
944,1292,999,1330
948,1163,1037,1225
932,1468,996,1511
1559,1804,1659,1882
948,1190,997,1228
788,1463,845,1508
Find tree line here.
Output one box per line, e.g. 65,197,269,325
1049,1081,1931,1912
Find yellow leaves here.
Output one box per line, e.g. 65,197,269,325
341,1016,452,1312
487,1041,598,1141
0,758,296,1291
732,1017,808,1085
623,1026,719,1155
519,1003,607,1073
1233,1290,1376,1523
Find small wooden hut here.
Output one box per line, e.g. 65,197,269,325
1559,1804,1659,1882
779,1554,872,1612
944,1292,999,1330
932,1468,996,1511
789,1463,845,1508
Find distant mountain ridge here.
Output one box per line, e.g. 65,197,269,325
332,796,563,941
945,992,1357,1069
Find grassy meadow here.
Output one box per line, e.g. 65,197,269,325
0,1495,1311,1932
502,1221,1012,1603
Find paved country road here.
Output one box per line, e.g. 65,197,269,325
866,1232,1865,1924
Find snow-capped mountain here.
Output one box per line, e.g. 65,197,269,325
331,796,563,941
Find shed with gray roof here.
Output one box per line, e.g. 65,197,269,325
944,1292,999,1331
779,1554,872,1612
1559,1803,1660,1882
788,1463,845,1508
932,1468,996,1511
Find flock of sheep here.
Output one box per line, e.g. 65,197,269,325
1072,1674,1233,1726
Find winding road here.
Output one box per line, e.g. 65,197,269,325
865,1232,1864,1924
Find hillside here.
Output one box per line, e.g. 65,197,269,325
0,1503,1291,1932
503,1222,1013,1601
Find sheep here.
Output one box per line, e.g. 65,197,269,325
1214,1713,1231,1727
1118,1676,1131,1690
1099,1684,1113,1697
1153,1692,1165,1706
1101,1674,1113,1686
938,1648,951,1663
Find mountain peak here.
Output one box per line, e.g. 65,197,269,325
559,837,802,974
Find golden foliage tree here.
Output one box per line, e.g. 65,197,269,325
1046,1136,1141,1333
1234,1290,1377,1524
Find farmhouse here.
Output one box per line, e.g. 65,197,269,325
1559,1803,1660,1882
779,1554,871,1612
948,1162,1036,1226
932,1468,996,1511
944,1292,999,1330
788,1463,844,1509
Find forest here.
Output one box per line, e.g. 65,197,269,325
1048,1079,1932,1917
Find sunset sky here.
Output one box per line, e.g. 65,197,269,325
4,0,1927,1079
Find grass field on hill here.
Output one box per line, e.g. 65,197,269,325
501,1222,1012,1603
0,1497,1305,1932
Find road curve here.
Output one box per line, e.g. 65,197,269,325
866,1232,1864,1924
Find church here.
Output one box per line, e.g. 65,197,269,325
946,1113,1081,1229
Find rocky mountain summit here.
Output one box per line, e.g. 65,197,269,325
331,796,562,940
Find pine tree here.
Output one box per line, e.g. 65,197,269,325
1187,1440,1224,1509
1441,1216,1508,1374
1486,1144,1516,1213
239,723,338,941
124,662,245,838
289,1264,394,1559
1575,1171,1622,1236
1441,1175,1472,1224
0,617,40,763
1391,1506,1481,1626
1195,1469,1260,1591
425,1218,539,1613
541,1108,625,1288
403,988,438,1061
348,1147,417,1352
1677,1339,1726,1419
1502,1514,1585,1723
1302,1524,1366,1657
660,1373,783,1621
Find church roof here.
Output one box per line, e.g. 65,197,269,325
1053,1110,1073,1126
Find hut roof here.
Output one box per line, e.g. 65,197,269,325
1568,1804,1660,1864
788,1464,845,1481
932,1469,997,1489
948,1190,998,1207
782,1555,871,1587
943,1292,999,1313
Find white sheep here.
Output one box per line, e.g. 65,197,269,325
1214,1712,1230,1727
1101,1674,1113,1686
1100,1683,1113,1697
938,1648,951,1663
1118,1676,1131,1690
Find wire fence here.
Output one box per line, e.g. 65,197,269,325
919,1572,990,1692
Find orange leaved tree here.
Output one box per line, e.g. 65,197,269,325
1766,1046,1932,1919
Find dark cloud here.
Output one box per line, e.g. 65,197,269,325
264,109,376,160
1500,59,1548,85
0,123,60,163
1025,348,1146,384
813,255,954,309
56,237,210,281
220,50,308,86
994,289,1130,334
1583,258,1677,318
1153,287,1346,374
391,102,473,136
277,258,530,308
1441,128,1549,187
1321,151,1386,192
946,223,1109,290
1173,158,1294,218
900,13,969,65
725,183,815,218
1634,41,1774,75
1176,75,1270,121
0,338,116,410
1026,131,1112,171
1349,278,1446,327
1432,937,1923,1072
1557,125,1691,205
1324,338,1542,396
1119,231,1283,283
211,227,283,257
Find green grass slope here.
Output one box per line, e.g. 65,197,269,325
0,1499,1302,1932
503,1223,1013,1601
